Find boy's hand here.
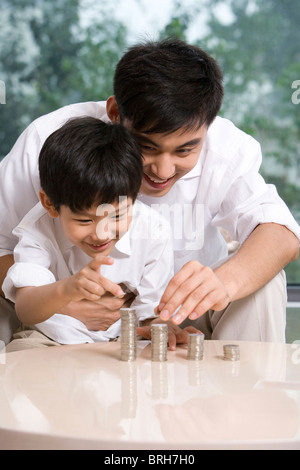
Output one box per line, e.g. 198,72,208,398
63,255,125,302
137,317,202,351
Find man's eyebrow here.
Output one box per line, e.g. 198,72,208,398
134,134,160,148
134,134,202,150
177,138,202,149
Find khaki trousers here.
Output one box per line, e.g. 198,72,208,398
5,328,61,353
0,296,21,345
0,270,287,352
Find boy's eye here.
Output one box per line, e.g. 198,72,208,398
111,212,127,221
76,219,92,223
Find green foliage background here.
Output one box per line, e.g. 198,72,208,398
0,0,299,282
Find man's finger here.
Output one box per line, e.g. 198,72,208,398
137,326,151,340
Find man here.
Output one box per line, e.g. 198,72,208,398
0,38,299,346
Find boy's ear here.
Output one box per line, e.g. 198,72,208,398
106,96,121,123
39,190,59,218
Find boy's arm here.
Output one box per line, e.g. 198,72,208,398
15,281,74,325
12,255,125,326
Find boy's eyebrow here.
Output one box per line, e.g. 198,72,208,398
74,200,132,217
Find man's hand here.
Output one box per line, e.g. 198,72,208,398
155,261,231,325
137,317,202,351
59,292,134,331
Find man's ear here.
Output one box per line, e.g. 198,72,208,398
39,190,59,218
106,95,121,123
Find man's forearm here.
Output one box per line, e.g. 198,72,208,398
214,223,299,302
0,255,14,298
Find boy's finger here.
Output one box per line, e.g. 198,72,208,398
100,276,125,298
89,255,114,272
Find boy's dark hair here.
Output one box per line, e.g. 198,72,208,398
114,38,224,134
39,117,143,212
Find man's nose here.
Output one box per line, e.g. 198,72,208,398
150,154,175,179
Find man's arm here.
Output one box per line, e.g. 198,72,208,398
156,223,299,324
0,255,14,298
214,223,299,303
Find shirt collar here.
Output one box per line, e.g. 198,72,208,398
180,147,204,180
111,230,132,257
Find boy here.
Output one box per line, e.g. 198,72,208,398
2,117,175,350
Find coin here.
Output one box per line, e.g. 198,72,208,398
187,333,205,361
223,344,240,361
151,323,168,362
120,308,137,362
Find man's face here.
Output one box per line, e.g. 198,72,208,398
106,96,208,198
126,124,207,197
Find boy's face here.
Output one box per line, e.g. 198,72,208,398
126,124,207,197
41,192,133,258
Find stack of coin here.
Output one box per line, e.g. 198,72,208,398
187,333,205,361
151,324,168,362
223,344,240,361
120,308,137,362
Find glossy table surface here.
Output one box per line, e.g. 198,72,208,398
0,340,300,450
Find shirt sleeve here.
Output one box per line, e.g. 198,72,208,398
0,124,42,257
2,219,56,302
2,262,56,303
211,137,300,244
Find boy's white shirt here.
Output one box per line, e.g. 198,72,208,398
0,100,299,272
2,201,174,344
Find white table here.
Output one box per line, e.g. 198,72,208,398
0,340,299,450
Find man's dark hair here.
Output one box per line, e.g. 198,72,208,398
114,38,224,134
39,117,143,212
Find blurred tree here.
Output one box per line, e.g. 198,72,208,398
198,0,300,217
159,1,196,41
0,0,127,158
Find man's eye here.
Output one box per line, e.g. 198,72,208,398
178,148,193,155
141,144,156,152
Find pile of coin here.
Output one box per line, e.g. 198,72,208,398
120,308,137,362
223,344,240,361
151,324,168,362
187,333,205,361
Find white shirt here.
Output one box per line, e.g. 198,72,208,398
0,101,299,272
2,201,173,344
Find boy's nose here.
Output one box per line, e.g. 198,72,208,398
96,219,117,240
